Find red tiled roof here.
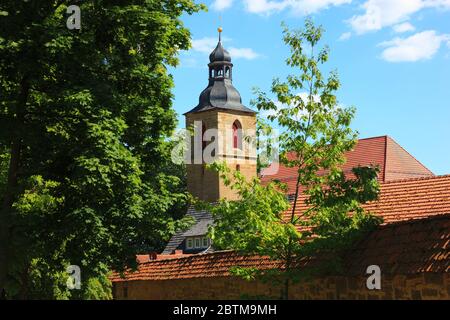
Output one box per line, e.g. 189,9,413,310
136,252,193,263
111,251,281,282
384,136,434,180
344,214,449,275
285,174,450,225
110,214,449,282
261,136,433,194
363,175,450,223
111,148,446,283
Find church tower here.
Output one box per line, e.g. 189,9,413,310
184,28,257,202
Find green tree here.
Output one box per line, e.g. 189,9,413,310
0,0,203,299
204,19,381,300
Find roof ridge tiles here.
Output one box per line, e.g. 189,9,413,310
357,135,389,141
379,174,450,185
140,249,236,266
374,212,450,227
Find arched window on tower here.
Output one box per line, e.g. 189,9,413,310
225,67,230,78
232,120,242,149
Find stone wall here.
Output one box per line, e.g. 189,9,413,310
113,273,449,300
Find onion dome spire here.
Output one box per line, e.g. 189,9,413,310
185,27,255,115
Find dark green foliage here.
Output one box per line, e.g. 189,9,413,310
0,0,204,299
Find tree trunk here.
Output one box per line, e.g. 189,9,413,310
0,76,28,297
283,278,289,300
19,263,30,300
0,139,21,297
282,174,302,300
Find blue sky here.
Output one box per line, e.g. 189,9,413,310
170,0,450,175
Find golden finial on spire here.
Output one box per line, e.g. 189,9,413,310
218,27,222,42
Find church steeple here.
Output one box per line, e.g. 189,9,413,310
185,28,255,115
209,27,231,65
184,28,257,202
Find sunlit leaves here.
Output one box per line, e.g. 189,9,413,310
207,19,381,299
0,0,204,299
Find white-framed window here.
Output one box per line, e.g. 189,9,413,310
202,237,209,247
186,238,193,249
194,237,201,249
186,236,210,250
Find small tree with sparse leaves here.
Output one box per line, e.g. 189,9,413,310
203,19,381,300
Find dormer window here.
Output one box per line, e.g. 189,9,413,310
185,236,210,250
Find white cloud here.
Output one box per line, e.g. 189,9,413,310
349,0,423,34
243,0,351,15
211,0,234,11
180,57,199,68
349,0,450,34
338,32,352,41
243,0,287,15
228,47,260,59
427,0,450,8
379,30,449,62
191,37,260,60
393,22,416,33
289,0,352,15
